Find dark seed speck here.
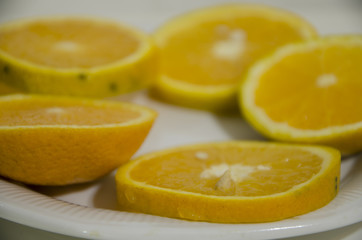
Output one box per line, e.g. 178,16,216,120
78,73,87,81
3,65,10,74
109,82,118,92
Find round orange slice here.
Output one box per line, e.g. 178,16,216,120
152,4,317,112
0,94,157,185
0,17,157,97
115,141,340,223
241,35,362,154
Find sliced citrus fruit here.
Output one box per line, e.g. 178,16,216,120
0,17,157,97
152,4,317,112
0,94,157,185
241,35,362,154
115,141,340,223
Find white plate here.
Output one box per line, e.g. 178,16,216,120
1,92,362,240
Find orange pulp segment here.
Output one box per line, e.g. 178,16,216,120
153,4,317,111
116,141,340,223
241,35,362,154
0,18,139,68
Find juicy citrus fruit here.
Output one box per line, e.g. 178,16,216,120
241,35,362,154
0,17,157,97
0,94,157,185
115,141,340,223
152,4,317,112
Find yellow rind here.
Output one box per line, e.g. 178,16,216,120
115,141,340,223
150,76,237,112
0,81,21,95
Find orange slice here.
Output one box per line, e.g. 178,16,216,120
241,35,362,154
115,141,340,223
152,4,317,112
0,17,157,97
0,94,157,185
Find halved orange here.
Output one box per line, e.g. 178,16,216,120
241,35,362,154
0,17,157,97
0,94,157,185
152,4,317,112
115,141,340,223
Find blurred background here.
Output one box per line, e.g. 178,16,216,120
0,0,361,34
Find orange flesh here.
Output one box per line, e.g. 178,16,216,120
0,19,140,68
160,17,308,86
130,146,322,197
0,100,140,126
254,44,362,130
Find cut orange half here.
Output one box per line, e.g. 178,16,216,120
241,35,362,154
0,94,157,185
116,141,340,223
152,4,317,112
0,17,157,97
